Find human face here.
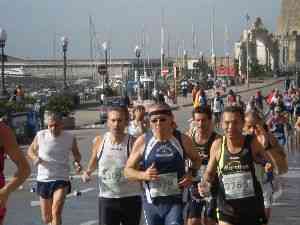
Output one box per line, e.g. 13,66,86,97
48,119,63,137
150,114,173,134
222,112,244,139
107,110,127,135
193,113,211,134
244,116,257,135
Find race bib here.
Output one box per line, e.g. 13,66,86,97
149,172,181,198
100,165,124,193
223,172,255,200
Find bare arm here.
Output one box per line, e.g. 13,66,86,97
71,137,82,173
2,125,30,200
203,138,222,183
181,134,201,170
71,138,82,163
84,135,102,176
27,135,39,162
124,135,148,181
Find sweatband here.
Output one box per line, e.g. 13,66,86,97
149,109,172,117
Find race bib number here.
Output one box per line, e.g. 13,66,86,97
223,172,255,200
149,172,181,198
100,166,124,193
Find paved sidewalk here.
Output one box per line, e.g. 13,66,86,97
74,78,284,128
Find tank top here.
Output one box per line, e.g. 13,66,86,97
189,131,217,200
191,130,216,166
97,133,141,198
217,135,264,216
142,130,185,204
36,130,74,181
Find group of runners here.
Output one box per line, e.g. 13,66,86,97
0,82,293,225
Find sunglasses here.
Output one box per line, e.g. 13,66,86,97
150,118,167,123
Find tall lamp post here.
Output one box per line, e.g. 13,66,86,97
61,36,68,89
0,28,7,99
102,42,108,90
246,14,250,87
135,45,141,101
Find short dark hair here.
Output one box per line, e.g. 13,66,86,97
192,106,212,120
108,106,129,121
223,106,244,119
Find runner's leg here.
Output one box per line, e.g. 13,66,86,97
51,187,67,225
40,197,53,224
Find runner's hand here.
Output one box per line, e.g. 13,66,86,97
143,163,159,181
178,174,193,188
81,171,91,183
197,181,211,197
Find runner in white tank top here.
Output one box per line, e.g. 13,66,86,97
28,113,82,225
82,106,142,225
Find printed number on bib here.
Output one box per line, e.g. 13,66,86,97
149,172,181,198
223,172,255,200
100,166,124,193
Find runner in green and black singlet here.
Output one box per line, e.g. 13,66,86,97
199,106,273,225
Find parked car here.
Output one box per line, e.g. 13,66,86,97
98,97,126,124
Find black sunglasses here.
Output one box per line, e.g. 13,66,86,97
150,118,167,123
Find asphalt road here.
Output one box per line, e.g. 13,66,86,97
5,80,300,225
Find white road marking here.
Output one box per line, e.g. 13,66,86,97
79,220,98,225
30,187,96,207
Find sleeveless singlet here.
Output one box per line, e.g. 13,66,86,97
217,135,264,216
97,133,141,198
36,129,74,181
142,130,185,204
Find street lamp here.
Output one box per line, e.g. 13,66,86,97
61,36,68,89
0,28,7,98
102,42,108,89
246,14,250,87
134,45,141,101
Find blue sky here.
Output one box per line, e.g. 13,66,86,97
0,0,280,59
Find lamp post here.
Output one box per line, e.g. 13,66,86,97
0,28,7,98
135,45,141,101
102,42,108,90
61,36,68,89
246,14,250,87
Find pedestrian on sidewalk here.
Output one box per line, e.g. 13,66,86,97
82,106,142,225
27,113,82,225
0,121,31,225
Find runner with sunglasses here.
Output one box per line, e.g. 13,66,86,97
125,103,202,225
